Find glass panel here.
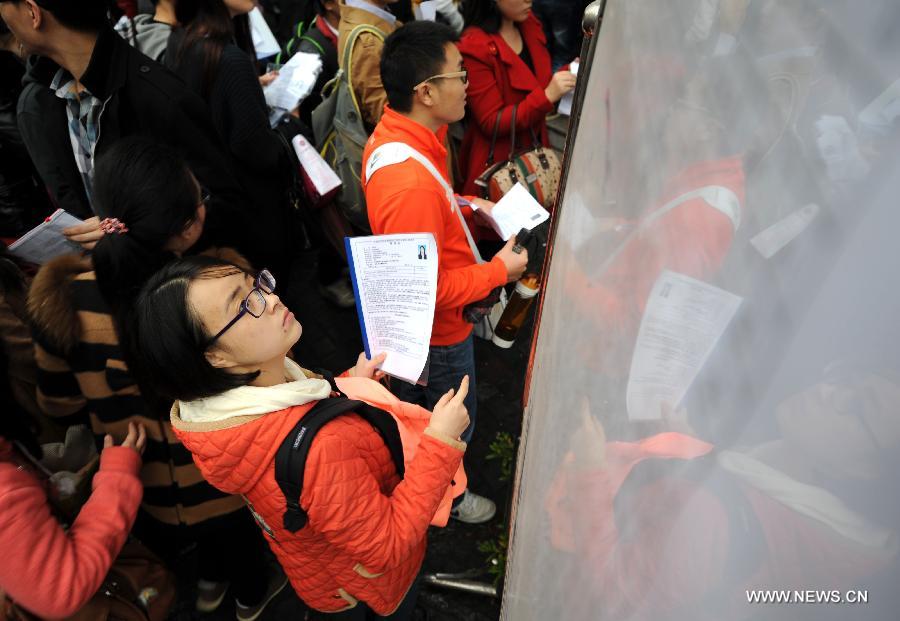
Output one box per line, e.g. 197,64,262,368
502,1,900,619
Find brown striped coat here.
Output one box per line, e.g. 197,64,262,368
26,253,245,526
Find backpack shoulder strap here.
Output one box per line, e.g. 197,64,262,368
366,142,485,263
335,23,386,129
342,23,386,71
275,396,405,533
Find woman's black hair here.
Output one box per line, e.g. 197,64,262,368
91,136,199,310
461,0,502,33
381,20,459,113
131,255,260,402
171,0,256,100
91,137,200,405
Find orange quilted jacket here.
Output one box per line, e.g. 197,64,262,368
170,377,465,614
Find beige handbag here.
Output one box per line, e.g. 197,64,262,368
475,104,562,210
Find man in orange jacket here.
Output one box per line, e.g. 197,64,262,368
362,21,528,523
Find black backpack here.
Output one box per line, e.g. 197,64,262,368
274,373,406,533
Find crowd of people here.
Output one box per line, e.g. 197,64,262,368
0,0,585,619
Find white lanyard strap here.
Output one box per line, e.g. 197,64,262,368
366,142,484,263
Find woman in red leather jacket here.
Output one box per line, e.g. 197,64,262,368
457,0,576,197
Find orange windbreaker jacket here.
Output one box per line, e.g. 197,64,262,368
363,106,508,346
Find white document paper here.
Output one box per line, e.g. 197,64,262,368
264,52,323,111
346,234,438,384
750,203,820,259
9,209,83,265
414,0,438,21
558,60,580,116
249,7,280,59
626,271,742,420
475,182,550,240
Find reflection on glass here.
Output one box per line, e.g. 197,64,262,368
503,1,900,619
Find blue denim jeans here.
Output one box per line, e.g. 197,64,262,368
390,333,477,445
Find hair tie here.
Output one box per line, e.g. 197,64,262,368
99,217,129,235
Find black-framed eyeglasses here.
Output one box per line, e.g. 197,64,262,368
412,69,468,92
205,269,276,349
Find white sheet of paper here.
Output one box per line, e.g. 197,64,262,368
626,271,742,420
9,209,83,265
750,203,820,259
347,234,438,384
249,7,280,59
414,1,438,21
264,52,322,111
558,60,580,116
477,182,550,240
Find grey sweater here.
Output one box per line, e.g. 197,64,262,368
114,14,173,63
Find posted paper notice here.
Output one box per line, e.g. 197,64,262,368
346,234,438,384
626,271,742,420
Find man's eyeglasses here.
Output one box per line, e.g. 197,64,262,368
205,269,276,349
413,69,468,92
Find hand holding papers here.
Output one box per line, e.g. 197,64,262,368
264,52,323,112
558,60,580,116
471,182,550,240
9,209,84,264
626,271,742,420
346,234,438,384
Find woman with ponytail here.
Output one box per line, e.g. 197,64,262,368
27,137,285,618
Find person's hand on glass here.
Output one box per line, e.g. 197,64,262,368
569,398,606,470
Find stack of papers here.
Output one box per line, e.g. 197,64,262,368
264,52,323,112
9,209,83,264
471,182,550,240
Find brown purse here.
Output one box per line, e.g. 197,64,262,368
475,104,562,210
3,541,175,621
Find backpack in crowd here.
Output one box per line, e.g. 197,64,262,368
311,23,385,233
274,377,405,533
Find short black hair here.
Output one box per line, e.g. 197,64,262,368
132,256,261,403
461,0,502,34
25,0,113,33
380,20,459,113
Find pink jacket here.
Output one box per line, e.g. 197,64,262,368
0,439,142,619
